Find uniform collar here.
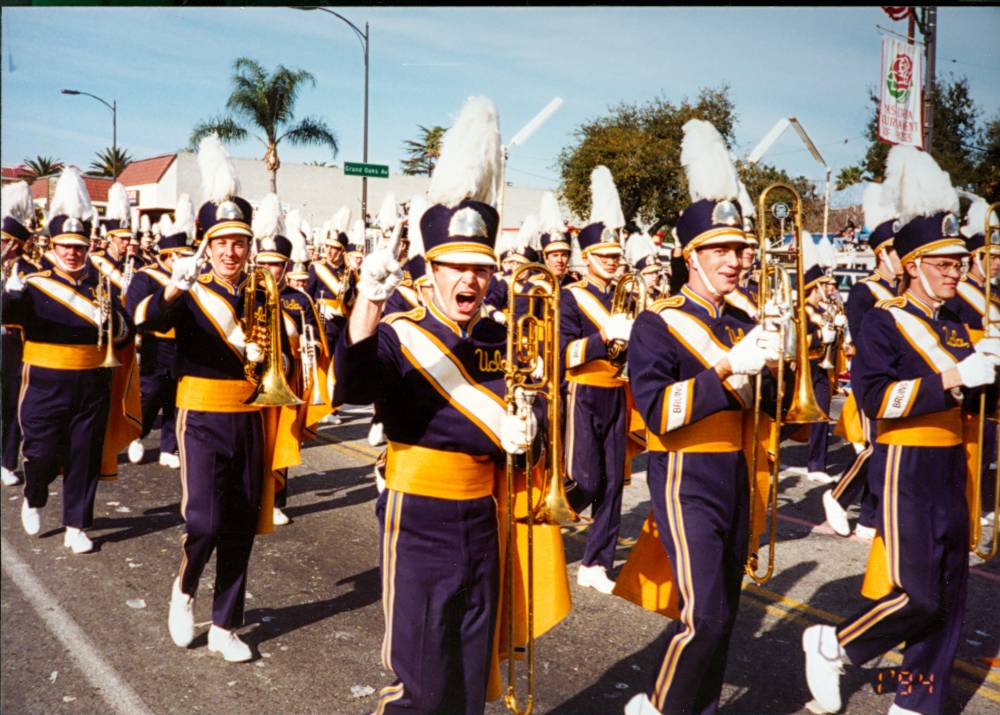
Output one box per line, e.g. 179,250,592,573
586,274,611,294
681,284,723,319
904,290,937,320
53,266,88,287
210,270,245,295
426,294,480,338
965,271,986,288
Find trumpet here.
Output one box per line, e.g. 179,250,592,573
503,261,584,715
122,253,136,293
299,316,325,407
241,266,304,407
817,289,846,371
606,272,647,380
972,201,1000,561
745,183,829,584
95,274,122,368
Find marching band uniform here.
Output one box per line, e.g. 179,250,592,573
803,265,839,483
124,197,196,469
803,146,999,715
90,183,135,293
5,168,134,553
307,225,354,350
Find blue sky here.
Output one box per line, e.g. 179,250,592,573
2,6,998,191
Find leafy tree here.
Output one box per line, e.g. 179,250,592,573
190,57,339,193
88,147,133,178
401,125,446,176
835,165,867,191
21,155,63,181
973,113,1000,200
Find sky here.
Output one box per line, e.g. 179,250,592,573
2,6,998,192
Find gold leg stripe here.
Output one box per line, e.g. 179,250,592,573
380,491,404,673
838,591,910,646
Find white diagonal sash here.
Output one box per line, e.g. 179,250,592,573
887,307,959,373
569,286,611,333
390,319,505,445
865,279,895,302
189,283,247,358
92,255,124,289
28,276,100,326
314,263,345,296
724,289,758,318
957,281,1000,323
659,308,753,404
141,267,169,287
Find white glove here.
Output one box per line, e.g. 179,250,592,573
726,325,781,375
956,351,998,388
319,302,337,320
975,336,1000,363
492,309,507,325
169,255,200,291
358,249,402,302
833,313,848,328
4,269,24,293
821,326,838,345
605,313,634,343
245,341,264,364
500,411,538,456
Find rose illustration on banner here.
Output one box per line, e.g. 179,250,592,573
887,53,913,102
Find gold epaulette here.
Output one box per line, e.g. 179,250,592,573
25,269,52,280
875,296,906,310
567,279,588,289
384,305,426,324
650,295,685,312
197,273,213,284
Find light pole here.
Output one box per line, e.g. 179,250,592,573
299,7,370,223
61,89,118,180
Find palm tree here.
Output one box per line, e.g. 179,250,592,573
21,155,63,182
190,57,339,193
89,147,133,178
835,164,868,191
401,125,445,176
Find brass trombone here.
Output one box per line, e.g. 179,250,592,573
972,201,1000,560
606,272,647,380
503,261,583,715
241,266,304,407
745,183,830,584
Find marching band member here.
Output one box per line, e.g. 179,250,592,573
308,206,353,347
384,195,431,316
561,164,631,594
802,146,999,715
538,191,574,287
90,182,133,291
124,196,196,468
724,182,760,318
625,230,663,298
822,183,901,539
2,181,39,487
335,95,563,715
5,168,134,553
138,135,267,663
622,119,785,715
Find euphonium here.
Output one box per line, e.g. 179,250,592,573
503,261,583,715
95,274,122,368
241,266,304,407
972,201,1000,561
606,272,647,380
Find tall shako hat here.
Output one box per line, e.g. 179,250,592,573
625,231,659,273
577,166,625,256
195,134,253,244
2,181,35,244
376,193,400,237
326,206,351,248
883,145,965,265
676,120,749,258
800,231,835,291
287,211,311,281
402,194,429,282
737,181,757,246
253,193,292,264
862,182,897,254
538,191,570,254
347,218,366,257
104,182,132,239
158,194,196,255
960,196,999,255
498,214,541,265
47,167,95,247
420,95,502,266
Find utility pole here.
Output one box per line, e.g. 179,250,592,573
922,7,938,151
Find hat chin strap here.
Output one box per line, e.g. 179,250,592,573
877,248,899,278
914,258,943,305
586,253,616,282
690,250,722,298
973,253,985,279
52,250,85,276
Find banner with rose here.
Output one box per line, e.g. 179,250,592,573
878,36,923,148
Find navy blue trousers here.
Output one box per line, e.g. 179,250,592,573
1,331,23,471
831,408,878,528
18,364,111,528
175,408,263,628
806,364,832,473
645,450,749,715
373,489,499,715
140,371,178,455
837,443,968,715
566,381,627,569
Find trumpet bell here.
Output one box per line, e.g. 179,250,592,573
99,349,122,368
246,366,305,406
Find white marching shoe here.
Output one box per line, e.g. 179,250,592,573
577,564,616,594
21,499,40,536
127,439,145,464
367,421,385,447
207,625,253,662
624,693,662,715
2,466,21,486
159,452,180,469
63,527,94,554
272,507,289,526
168,578,195,647
887,703,921,715
802,624,845,714
853,524,876,543
822,490,851,537
808,470,837,485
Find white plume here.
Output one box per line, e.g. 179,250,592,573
252,193,284,240
495,229,520,259
737,181,756,218
589,165,625,229
157,214,174,238
139,214,151,234
320,219,332,245
105,182,130,224
376,193,399,230
407,194,429,259
289,222,310,263
861,182,896,231
817,235,838,269
800,230,827,270
332,206,352,235
882,145,959,226
197,133,240,204
538,191,566,235
681,119,739,202
625,231,657,268
1,181,34,226
962,199,998,239
301,218,311,239
349,218,366,248
516,214,542,252
429,95,502,208
285,209,302,242
48,167,94,222
173,194,196,239
569,232,584,271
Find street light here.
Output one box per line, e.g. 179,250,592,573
61,89,119,180
299,6,370,223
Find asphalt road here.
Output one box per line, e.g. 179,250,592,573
2,403,998,715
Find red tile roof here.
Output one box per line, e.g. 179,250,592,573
117,153,176,187
30,175,113,203
2,165,32,181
